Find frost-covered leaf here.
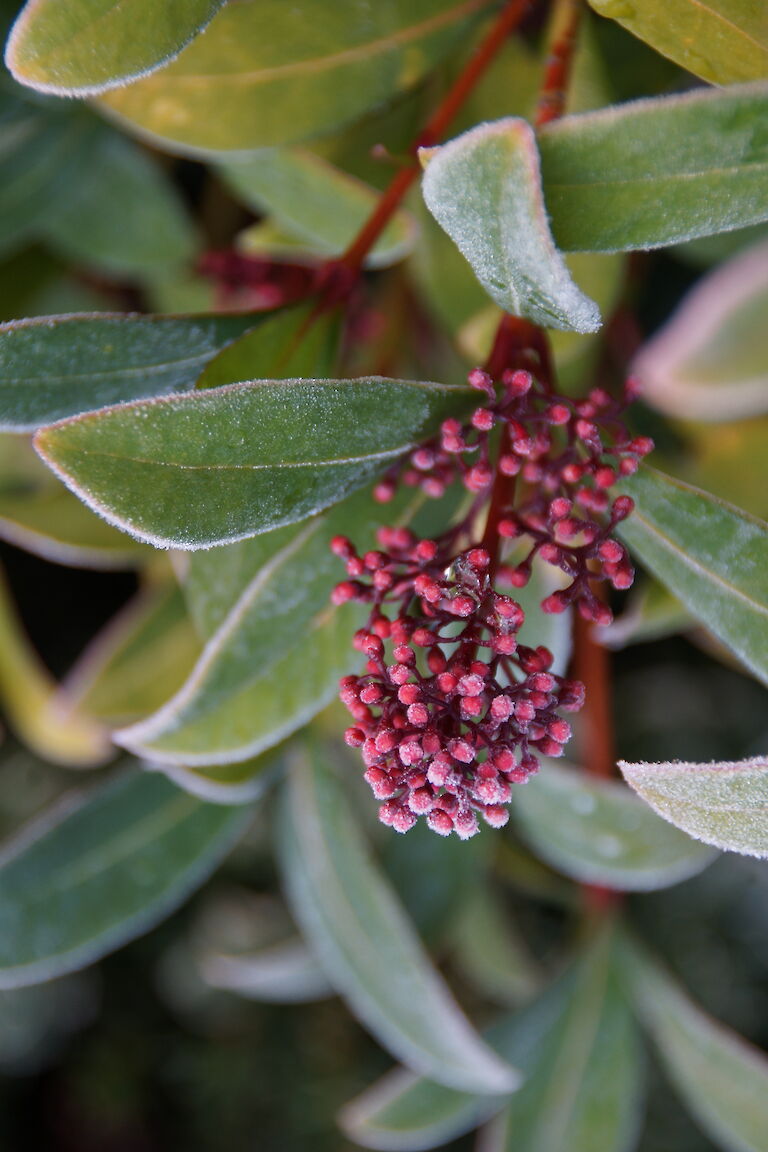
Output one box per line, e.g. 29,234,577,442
0,771,252,988
587,0,768,86
420,119,602,333
485,925,642,1152
98,0,493,154
625,937,768,1152
619,756,768,859
539,83,768,252
342,926,641,1152
0,312,257,432
34,377,471,549
633,239,768,422
223,149,416,269
115,486,413,767
618,467,768,687
279,743,519,1094
0,434,149,568
5,0,225,95
511,760,716,890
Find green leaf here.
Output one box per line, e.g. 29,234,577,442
624,937,768,1152
420,120,602,333
5,0,225,95
98,0,493,155
511,760,717,890
487,925,642,1152
223,149,416,270
538,83,768,252
633,238,768,422
587,0,768,86
34,377,471,548
115,486,411,765
0,312,258,432
41,129,198,278
0,563,111,767
0,433,149,568
61,580,202,726
156,751,280,805
279,743,519,1094
199,936,334,1003
341,927,641,1152
618,467,768,687
0,770,252,988
619,756,768,859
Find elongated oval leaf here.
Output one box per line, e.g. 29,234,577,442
115,485,414,765
618,467,768,687
98,0,492,155
487,926,642,1152
625,937,768,1152
41,129,198,277
6,0,225,95
421,120,601,333
200,937,334,1003
279,744,518,1094
633,239,768,422
223,148,416,270
619,756,768,859
0,771,252,988
34,377,471,548
587,0,768,86
539,83,768,252
342,927,640,1152
0,312,258,432
511,761,716,890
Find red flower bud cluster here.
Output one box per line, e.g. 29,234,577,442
332,363,650,838
333,532,584,838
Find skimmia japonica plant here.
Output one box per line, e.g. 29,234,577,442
0,0,767,1149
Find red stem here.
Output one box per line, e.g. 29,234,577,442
340,0,532,273
534,0,582,128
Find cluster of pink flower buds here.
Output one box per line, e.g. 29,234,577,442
332,534,583,837
332,365,651,837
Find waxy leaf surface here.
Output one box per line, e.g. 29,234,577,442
511,761,716,890
633,239,768,422
6,0,225,94
421,119,601,333
488,926,642,1152
539,84,768,252
0,313,257,432
0,772,252,988
99,0,492,154
279,745,519,1095
34,377,471,548
223,149,416,269
587,0,768,86
625,938,768,1152
619,756,768,859
618,467,768,687
342,928,639,1152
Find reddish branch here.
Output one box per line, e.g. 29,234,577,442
534,0,583,128
339,0,531,273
